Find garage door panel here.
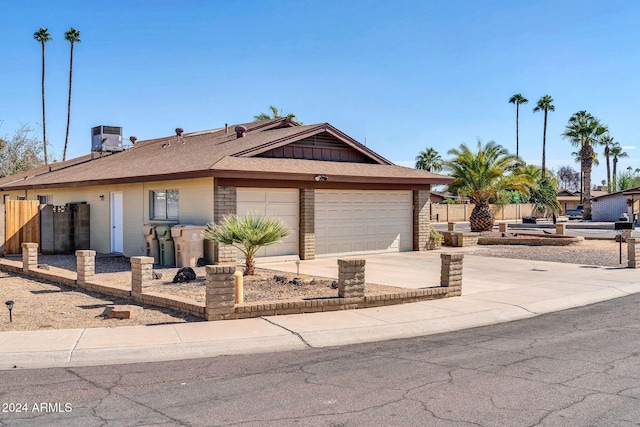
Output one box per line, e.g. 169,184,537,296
316,190,412,256
236,188,298,258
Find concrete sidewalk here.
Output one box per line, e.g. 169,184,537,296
1,252,639,370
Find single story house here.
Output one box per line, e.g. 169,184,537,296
557,188,607,214
429,191,470,204
591,186,640,222
0,118,452,261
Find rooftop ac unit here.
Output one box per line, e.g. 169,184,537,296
91,126,124,152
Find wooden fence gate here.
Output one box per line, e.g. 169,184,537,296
4,200,40,254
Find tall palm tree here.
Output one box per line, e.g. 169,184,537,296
610,142,628,192
600,134,615,192
254,106,298,122
63,27,81,162
446,140,532,231
33,27,52,165
508,93,528,159
415,147,443,172
562,110,608,219
533,95,555,179
572,150,599,200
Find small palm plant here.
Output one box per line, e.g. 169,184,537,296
204,213,290,276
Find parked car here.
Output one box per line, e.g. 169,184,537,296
566,204,583,220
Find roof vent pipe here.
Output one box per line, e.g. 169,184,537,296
235,125,247,138
175,127,185,144
129,136,137,144
225,123,228,134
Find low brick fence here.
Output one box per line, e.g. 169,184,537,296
2,243,466,321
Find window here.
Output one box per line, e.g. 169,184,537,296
37,195,52,205
151,190,179,220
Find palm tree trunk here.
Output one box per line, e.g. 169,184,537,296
541,110,547,178
41,42,48,165
605,145,611,193
613,158,618,192
244,256,256,276
515,104,519,158
470,201,494,232
63,41,75,162
582,145,593,220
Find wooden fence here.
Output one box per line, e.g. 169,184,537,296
4,200,40,254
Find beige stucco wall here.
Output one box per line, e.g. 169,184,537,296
0,177,214,257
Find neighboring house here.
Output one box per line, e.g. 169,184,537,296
430,191,470,204
0,118,452,260
558,188,607,214
591,187,640,222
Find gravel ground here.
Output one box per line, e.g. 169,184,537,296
468,239,627,267
0,239,626,331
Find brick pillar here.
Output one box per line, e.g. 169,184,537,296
131,256,154,301
299,189,315,260
76,250,96,286
627,238,640,268
447,222,456,231
499,222,508,233
337,259,365,299
21,243,38,272
555,223,566,235
440,253,463,296
213,181,237,264
205,264,236,320
413,190,431,251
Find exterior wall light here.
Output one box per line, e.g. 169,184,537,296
99,195,105,201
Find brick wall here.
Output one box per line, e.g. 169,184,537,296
213,181,237,263
413,190,431,251
299,189,315,260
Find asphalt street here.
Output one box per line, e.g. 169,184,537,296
1,293,639,426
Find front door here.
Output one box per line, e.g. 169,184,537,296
110,192,123,253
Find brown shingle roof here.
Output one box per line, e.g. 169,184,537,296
0,118,452,189
212,157,452,184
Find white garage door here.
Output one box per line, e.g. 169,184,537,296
236,188,298,258
315,190,412,256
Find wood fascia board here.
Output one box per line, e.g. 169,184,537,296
0,170,216,191
211,168,453,185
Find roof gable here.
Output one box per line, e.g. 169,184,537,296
231,124,391,165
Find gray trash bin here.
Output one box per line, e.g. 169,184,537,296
156,226,175,267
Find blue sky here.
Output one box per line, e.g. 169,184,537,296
2,0,639,186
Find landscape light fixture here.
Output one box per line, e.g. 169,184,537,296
314,175,328,182
295,260,300,275
5,300,14,323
